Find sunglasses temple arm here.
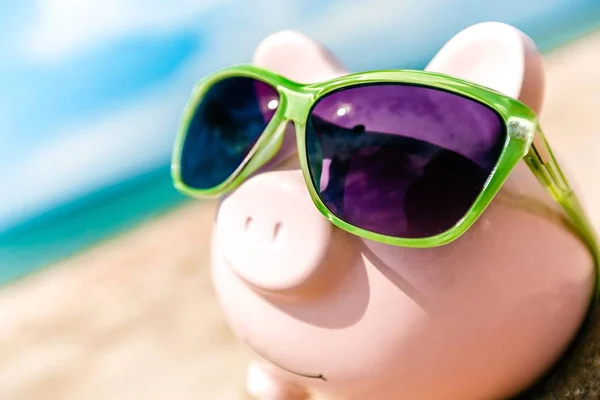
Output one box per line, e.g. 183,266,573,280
524,125,600,303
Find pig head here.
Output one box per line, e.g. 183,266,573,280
209,23,595,400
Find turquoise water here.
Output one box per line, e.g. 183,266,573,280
0,168,186,285
2,0,600,287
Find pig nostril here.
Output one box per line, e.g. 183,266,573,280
272,222,282,241
244,216,253,232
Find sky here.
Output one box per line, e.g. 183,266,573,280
0,0,599,232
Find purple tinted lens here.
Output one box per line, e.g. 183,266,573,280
180,77,279,189
306,83,506,239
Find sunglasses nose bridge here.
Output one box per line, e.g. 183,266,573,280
279,87,314,124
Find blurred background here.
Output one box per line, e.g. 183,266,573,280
1,0,600,399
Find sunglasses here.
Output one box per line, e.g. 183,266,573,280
171,64,598,295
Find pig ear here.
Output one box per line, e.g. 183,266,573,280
252,30,348,83
425,22,545,114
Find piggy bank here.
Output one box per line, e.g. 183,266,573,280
179,23,599,399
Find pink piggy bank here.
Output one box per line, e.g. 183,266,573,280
177,23,599,399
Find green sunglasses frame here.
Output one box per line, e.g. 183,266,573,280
171,64,600,301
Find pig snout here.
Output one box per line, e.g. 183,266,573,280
216,170,335,294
